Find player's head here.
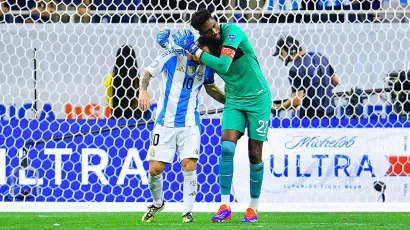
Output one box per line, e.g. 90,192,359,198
190,9,221,42
188,37,216,65
272,36,302,66
197,37,217,54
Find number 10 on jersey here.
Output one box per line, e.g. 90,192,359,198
183,77,194,90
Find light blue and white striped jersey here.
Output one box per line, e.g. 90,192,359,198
146,49,215,128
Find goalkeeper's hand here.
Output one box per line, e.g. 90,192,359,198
172,29,200,55
156,29,171,48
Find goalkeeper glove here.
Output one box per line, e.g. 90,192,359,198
156,29,171,48
172,30,200,55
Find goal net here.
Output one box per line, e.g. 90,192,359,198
0,0,410,212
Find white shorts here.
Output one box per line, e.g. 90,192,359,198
147,124,201,163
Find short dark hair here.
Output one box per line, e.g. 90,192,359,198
190,9,212,32
197,37,217,54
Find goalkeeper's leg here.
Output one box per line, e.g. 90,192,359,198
212,130,242,222
212,107,245,222
242,138,264,223
142,160,166,222
242,93,271,223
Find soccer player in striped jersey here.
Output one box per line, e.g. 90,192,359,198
139,30,225,223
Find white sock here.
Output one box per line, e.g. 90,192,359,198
148,173,163,207
183,171,197,215
221,195,230,207
249,198,259,210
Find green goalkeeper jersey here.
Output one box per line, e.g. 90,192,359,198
200,23,270,101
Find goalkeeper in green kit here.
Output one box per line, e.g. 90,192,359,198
173,9,272,223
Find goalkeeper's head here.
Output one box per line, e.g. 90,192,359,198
190,9,221,42
272,36,303,66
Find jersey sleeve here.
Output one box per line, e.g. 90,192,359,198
145,50,176,77
329,65,335,76
321,55,335,77
199,24,245,74
203,66,215,85
221,24,245,50
327,62,335,76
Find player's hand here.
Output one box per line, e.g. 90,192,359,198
156,29,171,49
185,50,202,64
172,30,199,54
138,90,151,111
271,104,280,113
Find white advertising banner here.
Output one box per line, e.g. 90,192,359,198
234,128,410,204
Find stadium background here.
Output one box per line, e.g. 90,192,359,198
0,0,410,215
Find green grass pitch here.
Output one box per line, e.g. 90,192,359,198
1,212,409,230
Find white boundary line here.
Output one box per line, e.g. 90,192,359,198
2,202,410,212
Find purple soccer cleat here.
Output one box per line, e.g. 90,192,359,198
242,208,258,223
211,204,232,222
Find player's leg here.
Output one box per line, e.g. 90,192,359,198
181,158,197,223
144,160,167,219
212,106,246,222
220,130,241,206
142,125,176,222
242,92,272,223
242,138,264,223
177,126,201,223
149,161,167,206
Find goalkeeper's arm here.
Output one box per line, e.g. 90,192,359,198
197,50,234,74
194,24,244,74
173,29,237,74
204,84,225,104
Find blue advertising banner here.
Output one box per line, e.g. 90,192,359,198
0,118,409,204
0,119,222,202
